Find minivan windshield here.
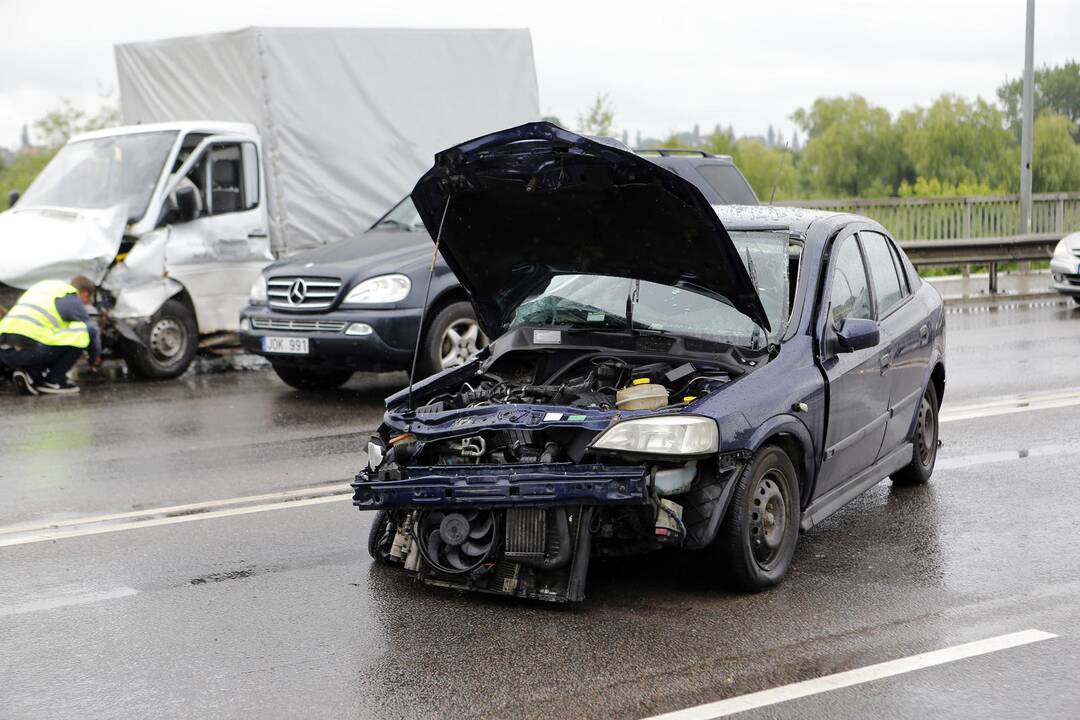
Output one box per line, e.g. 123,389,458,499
372,195,425,231
18,131,177,222
510,231,792,347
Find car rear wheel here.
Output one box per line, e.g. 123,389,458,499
271,364,353,391
417,301,487,378
892,382,939,485
122,298,198,380
713,445,800,592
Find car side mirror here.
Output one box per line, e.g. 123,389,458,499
174,185,198,222
7,190,18,208
835,318,879,353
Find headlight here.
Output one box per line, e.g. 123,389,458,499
249,276,268,304
590,415,719,456
344,274,411,304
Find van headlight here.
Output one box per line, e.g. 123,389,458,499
589,415,719,456
344,274,411,304
249,276,268,304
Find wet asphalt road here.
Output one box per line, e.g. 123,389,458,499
2,300,1080,719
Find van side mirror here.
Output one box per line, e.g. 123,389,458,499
835,318,879,352
174,185,198,222
7,190,18,208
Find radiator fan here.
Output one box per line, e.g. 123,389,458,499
416,510,497,574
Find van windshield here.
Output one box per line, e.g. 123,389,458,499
18,131,177,222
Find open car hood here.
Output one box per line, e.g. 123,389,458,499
411,122,770,336
0,205,126,289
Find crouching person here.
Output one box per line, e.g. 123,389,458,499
0,276,102,395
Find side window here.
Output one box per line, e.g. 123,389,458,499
830,235,873,326
861,232,904,315
208,143,258,216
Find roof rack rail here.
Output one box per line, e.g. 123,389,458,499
635,148,714,157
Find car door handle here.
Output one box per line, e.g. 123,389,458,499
248,230,269,239
879,353,892,374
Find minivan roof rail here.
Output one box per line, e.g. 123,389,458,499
635,148,714,157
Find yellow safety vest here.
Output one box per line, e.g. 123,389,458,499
0,280,90,349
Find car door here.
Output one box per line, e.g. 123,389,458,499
860,231,932,457
815,231,892,497
165,138,271,333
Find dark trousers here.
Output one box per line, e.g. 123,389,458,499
0,334,82,383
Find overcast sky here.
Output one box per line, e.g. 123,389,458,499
0,0,1077,148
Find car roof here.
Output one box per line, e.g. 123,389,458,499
714,204,884,244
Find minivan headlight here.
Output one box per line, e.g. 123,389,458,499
249,276,268,304
589,415,719,456
344,274,411,304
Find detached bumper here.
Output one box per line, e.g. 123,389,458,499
353,462,649,509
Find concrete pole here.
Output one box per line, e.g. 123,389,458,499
1019,0,1035,235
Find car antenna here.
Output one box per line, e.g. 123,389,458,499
407,195,452,412
768,142,790,206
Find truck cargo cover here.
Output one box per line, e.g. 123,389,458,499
115,27,540,255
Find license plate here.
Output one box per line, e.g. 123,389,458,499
261,336,309,355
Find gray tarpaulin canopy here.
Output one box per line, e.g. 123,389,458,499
115,27,540,255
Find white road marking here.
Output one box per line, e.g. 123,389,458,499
0,587,139,618
642,629,1057,720
936,443,1080,471
941,388,1080,423
0,493,351,548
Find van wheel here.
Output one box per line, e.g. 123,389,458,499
271,364,353,391
712,445,800,592
417,301,487,378
892,383,939,485
122,299,198,380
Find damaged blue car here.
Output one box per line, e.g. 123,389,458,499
353,122,945,602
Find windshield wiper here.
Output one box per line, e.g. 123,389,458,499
377,218,417,231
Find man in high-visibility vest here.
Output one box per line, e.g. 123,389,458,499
0,276,102,395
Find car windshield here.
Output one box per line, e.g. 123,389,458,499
18,131,178,222
373,195,426,231
511,231,793,347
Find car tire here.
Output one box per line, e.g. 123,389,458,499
367,509,396,564
713,445,801,592
417,301,487,378
1072,296,1080,306
271,364,353,391
122,298,198,380
892,382,939,486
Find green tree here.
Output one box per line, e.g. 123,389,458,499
998,60,1080,138
898,94,1017,191
32,98,119,150
703,124,736,156
792,95,905,197
576,92,615,137
1031,113,1080,192
731,139,797,201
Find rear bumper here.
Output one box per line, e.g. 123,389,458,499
239,304,423,371
353,462,649,509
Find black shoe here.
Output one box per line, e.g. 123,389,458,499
12,370,38,396
38,378,80,395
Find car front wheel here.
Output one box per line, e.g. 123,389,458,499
417,301,487,378
713,445,801,592
271,364,353,391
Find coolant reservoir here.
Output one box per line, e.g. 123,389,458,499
616,379,668,410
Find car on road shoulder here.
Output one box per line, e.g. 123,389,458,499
1050,231,1080,303
352,122,946,603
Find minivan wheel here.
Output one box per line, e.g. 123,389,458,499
271,364,353,391
122,298,198,380
417,301,487,378
892,382,939,486
713,445,800,592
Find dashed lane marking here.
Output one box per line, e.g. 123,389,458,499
0,587,139,618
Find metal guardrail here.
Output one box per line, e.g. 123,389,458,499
782,192,1080,242
899,232,1066,293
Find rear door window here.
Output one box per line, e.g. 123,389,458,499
695,164,759,204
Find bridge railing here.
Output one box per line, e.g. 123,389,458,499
780,192,1080,242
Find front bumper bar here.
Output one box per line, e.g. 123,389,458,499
353,462,649,509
